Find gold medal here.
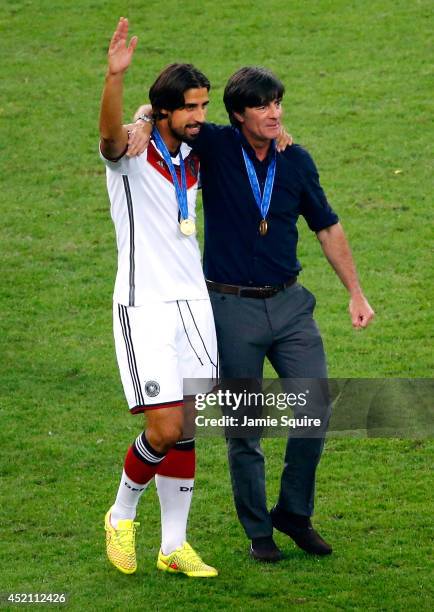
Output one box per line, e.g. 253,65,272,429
180,218,196,236
259,219,268,236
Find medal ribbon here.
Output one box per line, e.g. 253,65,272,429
152,128,188,221
240,139,276,222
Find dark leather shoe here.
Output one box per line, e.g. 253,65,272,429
270,505,332,556
249,536,284,563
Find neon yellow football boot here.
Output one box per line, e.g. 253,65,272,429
104,508,139,574
157,542,218,578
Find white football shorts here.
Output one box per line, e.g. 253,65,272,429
113,299,218,413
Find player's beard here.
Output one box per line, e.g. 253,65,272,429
167,119,202,144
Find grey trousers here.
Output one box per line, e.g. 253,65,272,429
209,282,328,539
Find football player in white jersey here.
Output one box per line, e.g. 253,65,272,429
99,17,218,578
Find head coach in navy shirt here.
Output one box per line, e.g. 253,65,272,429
132,66,374,562
190,67,374,562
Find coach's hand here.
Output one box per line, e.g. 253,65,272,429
126,121,152,157
349,292,375,329
125,104,153,156
126,122,151,156
108,17,138,76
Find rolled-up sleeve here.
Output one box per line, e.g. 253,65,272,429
299,149,339,232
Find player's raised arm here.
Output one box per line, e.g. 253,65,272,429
99,17,138,160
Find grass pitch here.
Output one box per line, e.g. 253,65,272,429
0,1,433,610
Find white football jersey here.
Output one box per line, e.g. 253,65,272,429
101,139,209,305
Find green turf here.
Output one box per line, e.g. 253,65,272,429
1,0,433,609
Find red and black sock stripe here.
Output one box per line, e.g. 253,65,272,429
157,438,196,479
124,431,166,484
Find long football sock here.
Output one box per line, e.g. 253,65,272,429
111,431,166,529
155,439,195,554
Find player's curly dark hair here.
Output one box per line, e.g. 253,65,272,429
223,66,285,127
149,63,210,119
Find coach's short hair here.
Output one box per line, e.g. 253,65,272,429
149,63,210,118
223,66,285,127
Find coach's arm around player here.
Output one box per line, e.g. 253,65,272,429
126,103,294,156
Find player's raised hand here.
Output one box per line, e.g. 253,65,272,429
108,17,138,76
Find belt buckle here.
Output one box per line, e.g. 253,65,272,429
263,285,278,296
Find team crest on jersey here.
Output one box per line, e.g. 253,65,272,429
145,380,160,397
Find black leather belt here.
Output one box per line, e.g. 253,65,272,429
206,277,296,299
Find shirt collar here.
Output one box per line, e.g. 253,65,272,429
234,127,276,164
151,138,192,163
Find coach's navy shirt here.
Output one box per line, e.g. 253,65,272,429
191,123,338,286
